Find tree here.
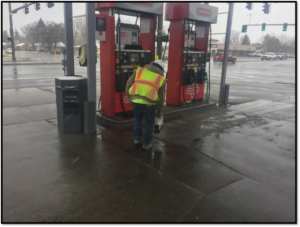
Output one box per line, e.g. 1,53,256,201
14,29,22,41
39,22,65,51
36,18,47,44
240,34,250,45
222,31,242,45
20,23,39,49
230,30,241,45
73,17,86,45
3,30,8,42
279,34,292,46
262,34,280,52
52,23,65,49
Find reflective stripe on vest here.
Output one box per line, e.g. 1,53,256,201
136,67,146,80
129,67,165,101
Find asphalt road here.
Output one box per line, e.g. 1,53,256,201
3,52,295,105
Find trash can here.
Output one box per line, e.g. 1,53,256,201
55,76,87,133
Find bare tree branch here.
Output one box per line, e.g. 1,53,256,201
20,22,39,49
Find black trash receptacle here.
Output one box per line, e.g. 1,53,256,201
55,76,87,133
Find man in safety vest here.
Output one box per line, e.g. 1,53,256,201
125,59,166,150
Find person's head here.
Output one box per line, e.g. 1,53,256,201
151,59,165,72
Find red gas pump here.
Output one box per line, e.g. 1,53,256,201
95,3,163,117
165,3,218,106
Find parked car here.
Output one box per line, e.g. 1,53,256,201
276,53,288,60
287,54,295,58
39,49,44,52
163,51,168,60
51,49,60,55
255,53,263,57
213,52,237,64
248,52,257,57
261,52,277,60
5,48,12,54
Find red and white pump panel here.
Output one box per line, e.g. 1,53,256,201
165,3,218,24
95,3,163,15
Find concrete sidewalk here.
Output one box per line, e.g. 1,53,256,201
3,87,295,222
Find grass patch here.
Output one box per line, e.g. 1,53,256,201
2,55,30,60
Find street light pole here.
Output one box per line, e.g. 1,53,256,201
8,3,16,62
218,3,234,107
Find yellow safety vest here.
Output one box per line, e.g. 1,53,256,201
129,67,165,105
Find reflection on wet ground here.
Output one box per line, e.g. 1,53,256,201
3,98,295,222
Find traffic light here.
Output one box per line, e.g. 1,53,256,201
35,3,40,11
246,3,253,10
242,25,247,33
262,23,266,31
283,23,287,31
262,3,270,14
24,4,29,14
46,3,54,8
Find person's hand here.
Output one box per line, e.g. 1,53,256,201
157,113,162,118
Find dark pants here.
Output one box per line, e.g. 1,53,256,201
132,102,156,146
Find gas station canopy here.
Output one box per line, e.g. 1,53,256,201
165,3,218,23
95,3,163,16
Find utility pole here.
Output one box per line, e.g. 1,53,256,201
218,3,234,107
157,14,163,59
84,3,96,134
63,3,75,76
8,3,16,62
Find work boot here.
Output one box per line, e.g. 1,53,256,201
143,142,153,151
134,140,141,148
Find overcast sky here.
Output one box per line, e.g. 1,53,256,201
2,2,295,43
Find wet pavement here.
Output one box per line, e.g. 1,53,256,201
2,54,295,222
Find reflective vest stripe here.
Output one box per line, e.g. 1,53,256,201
134,83,156,92
148,88,156,100
154,74,160,85
135,78,159,87
157,76,164,86
131,84,137,95
135,79,159,92
135,68,142,80
136,67,146,80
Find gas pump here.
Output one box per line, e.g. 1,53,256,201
95,3,163,117
165,3,218,106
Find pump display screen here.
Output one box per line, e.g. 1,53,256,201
130,57,139,62
117,24,140,45
184,33,196,47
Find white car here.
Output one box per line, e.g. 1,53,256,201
248,52,256,57
255,53,263,57
5,48,12,54
261,52,277,60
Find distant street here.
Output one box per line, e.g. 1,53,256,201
3,51,295,105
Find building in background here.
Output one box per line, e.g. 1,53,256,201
215,44,256,56
15,43,30,51
52,42,65,53
250,43,264,54
208,38,219,55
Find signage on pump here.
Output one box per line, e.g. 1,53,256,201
186,85,200,99
197,8,212,17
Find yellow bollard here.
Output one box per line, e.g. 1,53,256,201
55,51,57,63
